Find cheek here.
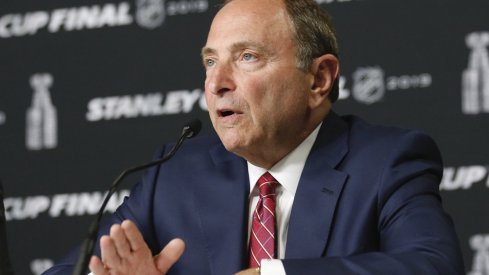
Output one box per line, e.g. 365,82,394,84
242,87,272,124
204,91,211,106
204,93,217,122
240,74,275,103
267,79,309,119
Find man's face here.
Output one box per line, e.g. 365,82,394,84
202,0,316,167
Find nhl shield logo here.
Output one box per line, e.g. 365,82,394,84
135,0,166,29
352,67,385,105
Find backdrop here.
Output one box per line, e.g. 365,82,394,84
1,0,488,274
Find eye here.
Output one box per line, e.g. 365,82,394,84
204,58,215,68
241,52,257,62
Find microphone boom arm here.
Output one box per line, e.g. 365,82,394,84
72,119,201,275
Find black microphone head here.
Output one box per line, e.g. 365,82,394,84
182,119,202,138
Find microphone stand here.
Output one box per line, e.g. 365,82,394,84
72,120,201,275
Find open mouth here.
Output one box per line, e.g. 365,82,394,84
218,108,241,118
220,110,235,117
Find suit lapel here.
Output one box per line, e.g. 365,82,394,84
194,112,350,267
285,112,349,259
194,142,249,274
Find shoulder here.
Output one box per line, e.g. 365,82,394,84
341,114,441,160
325,114,443,186
328,114,445,212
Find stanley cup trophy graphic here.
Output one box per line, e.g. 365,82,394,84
26,73,58,150
468,235,489,275
462,32,489,115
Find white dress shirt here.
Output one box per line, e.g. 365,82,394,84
247,123,321,275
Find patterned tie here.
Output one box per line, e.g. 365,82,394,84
249,172,278,268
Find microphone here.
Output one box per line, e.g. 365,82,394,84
72,119,201,275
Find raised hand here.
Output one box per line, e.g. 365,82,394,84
89,220,185,275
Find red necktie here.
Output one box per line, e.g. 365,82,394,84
249,172,278,268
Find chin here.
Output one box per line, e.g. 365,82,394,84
219,135,247,155
221,137,241,153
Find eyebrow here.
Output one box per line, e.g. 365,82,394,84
201,41,271,58
201,47,216,58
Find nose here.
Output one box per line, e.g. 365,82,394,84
205,62,236,96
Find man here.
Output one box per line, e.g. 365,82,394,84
44,0,464,274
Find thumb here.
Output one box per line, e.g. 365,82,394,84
154,238,185,273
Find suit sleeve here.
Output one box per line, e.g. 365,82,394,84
282,131,464,275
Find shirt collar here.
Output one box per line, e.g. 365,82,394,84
247,122,322,196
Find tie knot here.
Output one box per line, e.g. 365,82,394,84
257,172,278,198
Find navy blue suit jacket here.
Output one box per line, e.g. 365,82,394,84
44,112,464,274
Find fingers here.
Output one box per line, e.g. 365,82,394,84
89,256,108,275
110,224,131,258
97,221,143,270
106,220,145,260
120,220,146,251
94,220,184,274
101,220,146,269
99,235,121,269
155,238,185,273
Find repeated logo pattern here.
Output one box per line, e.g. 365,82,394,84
468,234,489,275
25,73,57,151
462,32,489,115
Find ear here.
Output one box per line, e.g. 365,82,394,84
308,54,339,108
